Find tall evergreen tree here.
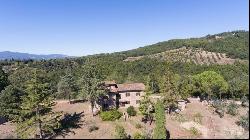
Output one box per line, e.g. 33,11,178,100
153,100,166,139
146,74,160,94
8,67,35,91
57,67,77,102
228,74,249,99
57,76,71,101
176,75,195,99
16,69,61,139
0,67,8,92
139,95,155,124
139,95,152,116
79,60,105,116
0,85,24,122
160,70,179,114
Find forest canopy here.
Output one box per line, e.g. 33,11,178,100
0,30,249,102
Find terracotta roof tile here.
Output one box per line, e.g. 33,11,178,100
117,83,145,92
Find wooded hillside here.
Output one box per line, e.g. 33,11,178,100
0,30,249,100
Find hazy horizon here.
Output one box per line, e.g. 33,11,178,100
0,29,249,57
0,0,249,56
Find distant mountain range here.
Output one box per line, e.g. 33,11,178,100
0,51,69,60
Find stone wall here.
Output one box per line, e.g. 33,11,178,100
119,91,145,108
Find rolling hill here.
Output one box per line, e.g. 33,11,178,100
119,30,249,60
0,51,68,60
0,30,248,91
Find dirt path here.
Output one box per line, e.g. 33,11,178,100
177,102,248,139
166,116,193,139
0,122,15,139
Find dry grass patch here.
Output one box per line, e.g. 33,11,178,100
193,113,203,124
171,113,188,123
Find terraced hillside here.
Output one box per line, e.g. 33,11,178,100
121,31,249,60
123,47,247,65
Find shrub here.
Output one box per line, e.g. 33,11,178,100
235,98,241,101
100,110,122,121
88,125,99,133
189,127,201,136
173,113,188,123
144,129,153,139
133,132,146,139
242,101,249,108
212,100,225,109
193,113,203,124
241,96,248,103
226,102,239,116
127,106,137,116
241,97,249,107
236,113,249,130
215,108,224,118
135,123,142,129
115,125,128,139
212,100,225,118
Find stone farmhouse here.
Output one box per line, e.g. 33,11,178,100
98,81,146,109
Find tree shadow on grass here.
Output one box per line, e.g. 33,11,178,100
0,116,7,125
50,111,85,139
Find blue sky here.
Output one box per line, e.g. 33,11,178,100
0,0,248,56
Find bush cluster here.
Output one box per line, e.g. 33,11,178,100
173,113,187,123
241,97,249,107
189,127,201,136
100,110,122,121
212,100,226,118
115,125,128,139
236,113,249,130
135,123,142,129
127,106,137,116
133,132,146,139
226,102,239,116
88,125,99,133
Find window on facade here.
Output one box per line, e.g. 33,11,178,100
136,100,140,104
126,92,130,97
120,103,125,107
117,94,121,99
127,101,130,104
136,92,140,96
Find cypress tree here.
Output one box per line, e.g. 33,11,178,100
160,70,179,114
153,100,166,139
